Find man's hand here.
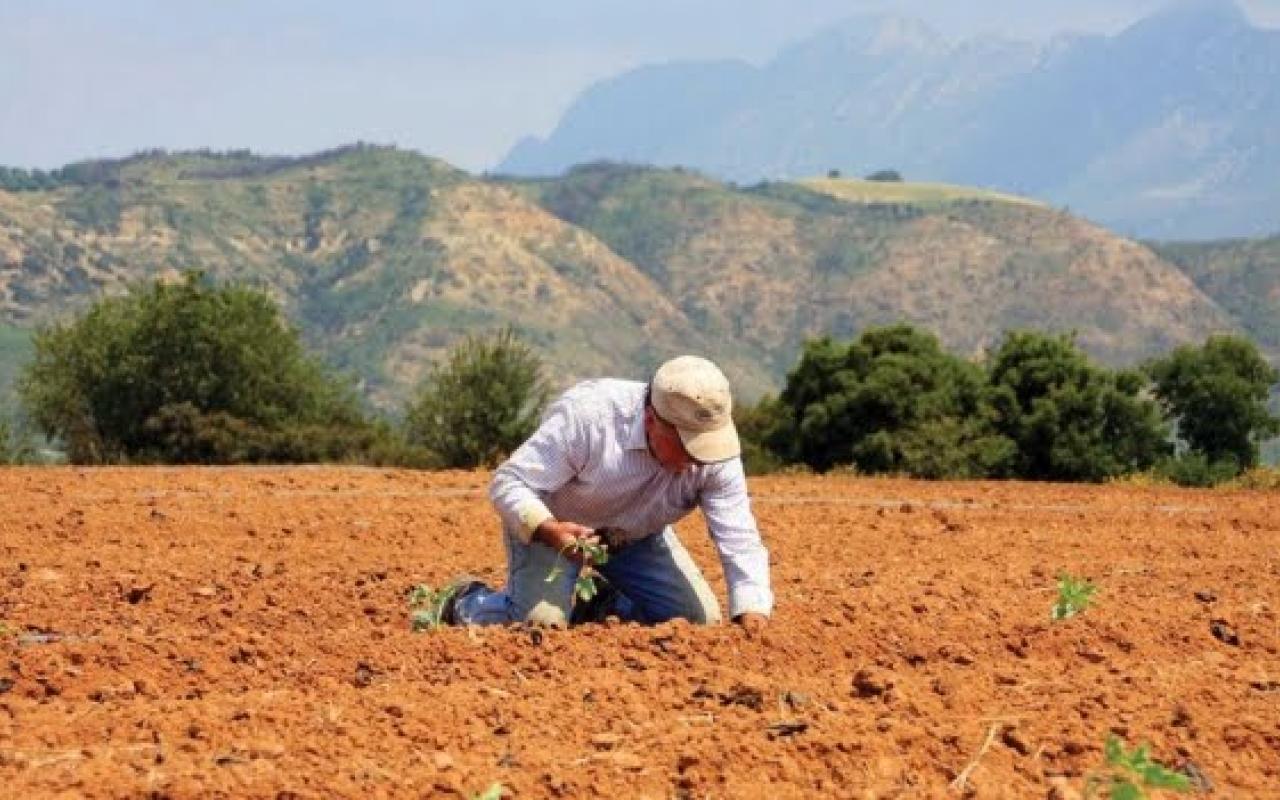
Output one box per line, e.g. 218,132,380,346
533,519,599,564
733,612,769,634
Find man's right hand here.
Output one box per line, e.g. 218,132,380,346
533,519,599,564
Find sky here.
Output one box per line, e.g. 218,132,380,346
2,0,1278,173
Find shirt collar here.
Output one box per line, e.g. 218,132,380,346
624,391,649,451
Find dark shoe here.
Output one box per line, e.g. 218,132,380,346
569,579,622,626
409,576,485,630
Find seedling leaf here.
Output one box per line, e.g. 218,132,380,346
472,783,505,800
1086,735,1191,799
544,537,610,602
1052,573,1098,621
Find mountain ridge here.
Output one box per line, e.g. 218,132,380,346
0,148,1263,412
499,1,1280,240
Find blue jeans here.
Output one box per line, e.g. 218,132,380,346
454,526,722,627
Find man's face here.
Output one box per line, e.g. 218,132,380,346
644,404,697,473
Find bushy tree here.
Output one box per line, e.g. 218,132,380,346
404,326,551,468
1146,334,1280,471
865,169,902,182
19,272,369,463
768,324,1015,476
985,331,1169,481
0,416,33,464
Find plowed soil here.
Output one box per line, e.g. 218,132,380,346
2,467,1277,799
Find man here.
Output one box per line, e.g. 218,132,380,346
421,355,773,630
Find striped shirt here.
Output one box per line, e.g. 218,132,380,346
490,379,773,618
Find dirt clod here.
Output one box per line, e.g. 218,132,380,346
852,667,894,698
1209,618,1240,646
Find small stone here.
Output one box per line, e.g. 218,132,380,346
1046,776,1083,800
432,751,455,771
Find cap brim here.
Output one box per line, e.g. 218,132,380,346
677,423,741,464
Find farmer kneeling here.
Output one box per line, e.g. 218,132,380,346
421,355,773,631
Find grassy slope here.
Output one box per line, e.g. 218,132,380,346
798,177,1045,209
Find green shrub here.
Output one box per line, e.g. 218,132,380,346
1154,453,1242,488
986,331,1170,482
768,324,1015,476
19,271,370,464
1146,335,1280,473
0,416,34,465
734,396,788,475
404,326,550,468
1227,466,1280,490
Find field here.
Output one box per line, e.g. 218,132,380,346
798,177,1045,209
2,468,1277,798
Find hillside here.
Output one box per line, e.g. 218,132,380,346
1152,233,1280,463
500,0,1280,240
1152,234,1280,357
0,146,752,405
0,148,1247,410
506,163,1235,375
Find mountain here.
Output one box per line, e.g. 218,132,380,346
499,0,1280,241
0,147,1246,411
0,146,748,406
1152,232,1280,357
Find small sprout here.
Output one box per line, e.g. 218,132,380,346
1084,735,1191,799
472,783,506,800
1052,573,1098,621
407,583,457,631
546,537,610,603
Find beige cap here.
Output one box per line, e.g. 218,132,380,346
651,355,740,463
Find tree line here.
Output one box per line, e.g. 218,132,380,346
2,273,1276,486
738,325,1278,486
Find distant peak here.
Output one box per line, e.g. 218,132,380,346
778,14,945,63
1124,0,1249,38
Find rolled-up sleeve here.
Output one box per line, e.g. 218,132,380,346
489,396,589,543
700,460,773,618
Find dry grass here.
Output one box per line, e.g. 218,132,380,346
798,177,1045,208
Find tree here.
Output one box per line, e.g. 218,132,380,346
864,169,902,182
768,324,1014,476
986,331,1169,481
1146,334,1280,471
404,326,551,468
19,272,369,464
0,416,33,464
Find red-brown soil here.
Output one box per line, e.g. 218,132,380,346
1,468,1277,798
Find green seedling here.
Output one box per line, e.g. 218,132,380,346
472,783,506,800
546,538,610,602
1084,735,1191,799
1052,573,1098,621
407,583,462,631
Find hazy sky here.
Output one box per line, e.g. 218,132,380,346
3,0,1277,172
